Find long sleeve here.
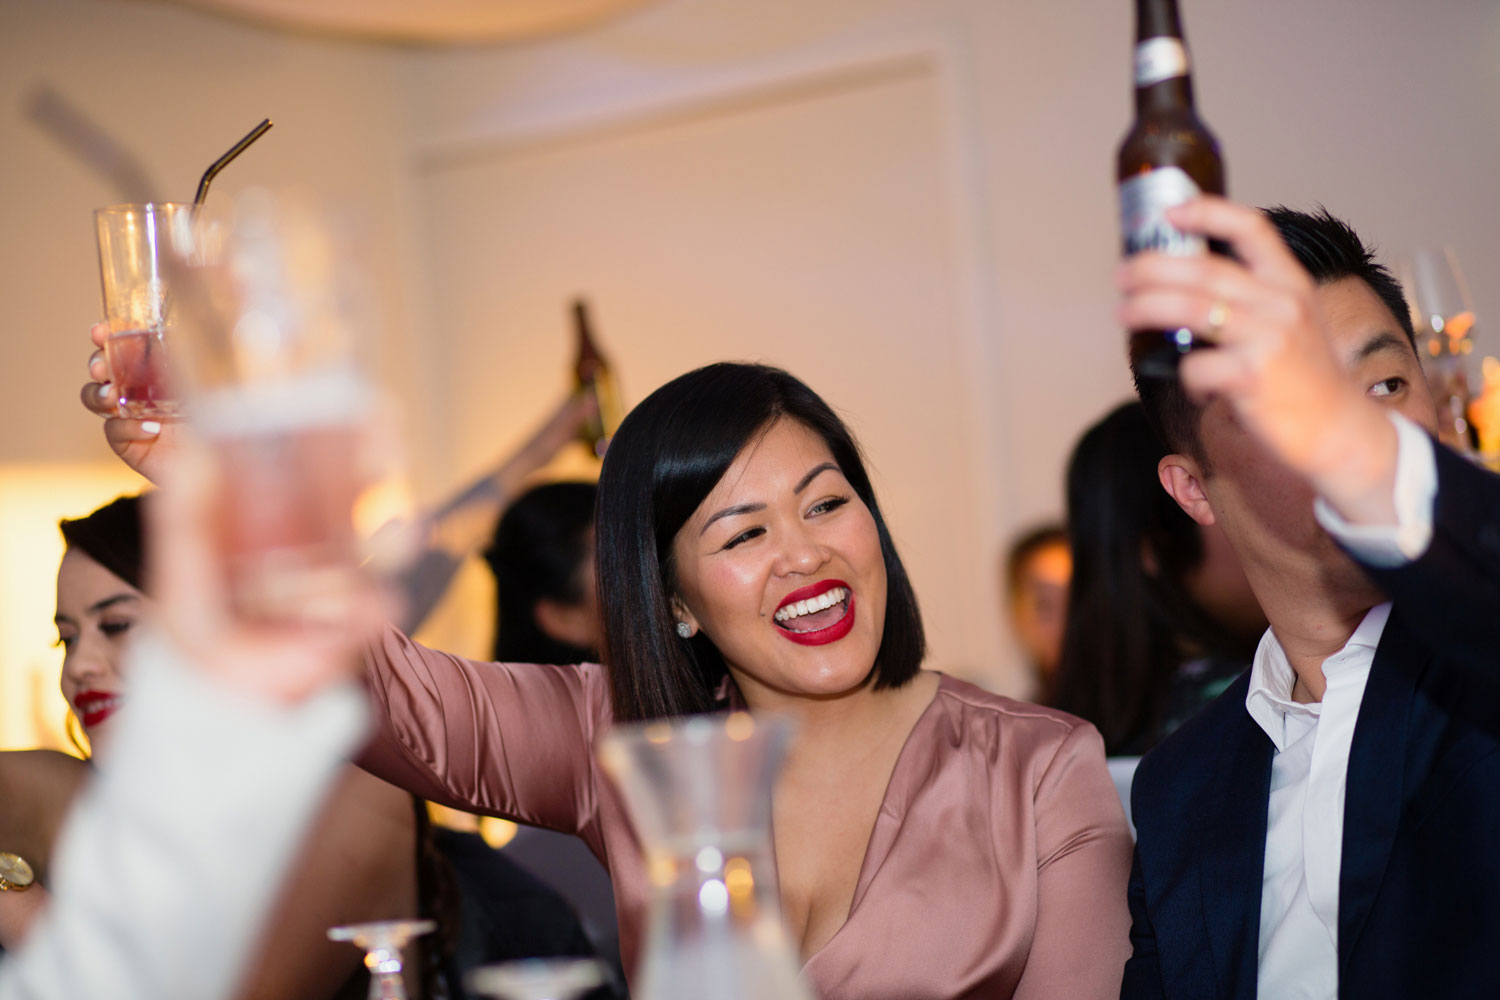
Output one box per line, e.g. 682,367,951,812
1013,721,1135,1000
1120,847,1167,1000
358,624,610,837
0,630,367,1000
1350,439,1500,675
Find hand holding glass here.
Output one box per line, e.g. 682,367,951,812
95,202,194,419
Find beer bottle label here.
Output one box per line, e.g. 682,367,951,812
1119,166,1207,257
1134,37,1190,88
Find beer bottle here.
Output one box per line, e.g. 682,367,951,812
1117,0,1225,377
572,298,623,458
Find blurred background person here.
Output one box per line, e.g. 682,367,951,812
1051,401,1266,759
476,480,624,990
0,443,377,1000
0,494,423,998
483,481,601,665
1002,523,1070,697
3,489,604,998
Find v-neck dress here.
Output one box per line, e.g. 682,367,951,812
359,627,1133,999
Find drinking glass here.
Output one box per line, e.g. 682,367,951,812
165,189,411,624
1401,246,1479,453
328,919,434,1000
597,712,815,1000
94,201,194,418
466,958,607,1000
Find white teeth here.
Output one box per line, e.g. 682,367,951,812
774,587,848,623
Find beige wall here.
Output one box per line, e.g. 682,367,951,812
0,0,435,475
4,0,1499,700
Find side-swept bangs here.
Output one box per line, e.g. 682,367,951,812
596,363,925,722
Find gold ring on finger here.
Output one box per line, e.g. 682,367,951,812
1205,300,1231,339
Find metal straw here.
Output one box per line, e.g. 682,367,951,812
194,119,273,207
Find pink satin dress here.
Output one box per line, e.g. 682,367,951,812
359,627,1133,999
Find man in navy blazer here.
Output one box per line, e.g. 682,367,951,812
1115,197,1500,999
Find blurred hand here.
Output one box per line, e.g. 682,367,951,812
1117,196,1397,519
81,321,179,485
519,390,599,469
146,435,395,705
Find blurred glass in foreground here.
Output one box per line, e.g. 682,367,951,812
597,713,814,1000
166,189,413,625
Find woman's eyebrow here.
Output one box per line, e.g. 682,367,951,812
88,593,139,615
794,462,839,494
700,502,766,536
698,462,842,537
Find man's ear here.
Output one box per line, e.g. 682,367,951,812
1158,453,1216,527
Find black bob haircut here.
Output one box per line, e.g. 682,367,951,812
59,494,146,593
596,362,925,722
1134,205,1418,461
483,480,599,665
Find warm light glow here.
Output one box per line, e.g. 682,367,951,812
427,802,517,847
0,463,148,752
724,856,755,899
648,851,678,888
1444,310,1476,340
477,816,518,848
725,711,755,742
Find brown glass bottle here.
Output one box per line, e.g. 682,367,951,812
1117,0,1225,378
572,298,623,458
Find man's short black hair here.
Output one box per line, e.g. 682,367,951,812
1132,206,1417,462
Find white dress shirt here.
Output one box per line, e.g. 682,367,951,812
0,630,367,1000
1247,411,1438,999
1247,604,1389,1000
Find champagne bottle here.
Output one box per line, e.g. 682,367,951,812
572,298,623,458
1118,0,1225,377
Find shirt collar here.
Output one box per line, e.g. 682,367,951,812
1245,603,1392,751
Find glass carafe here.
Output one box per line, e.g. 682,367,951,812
597,712,814,1000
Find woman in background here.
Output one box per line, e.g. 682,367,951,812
483,481,602,665
0,494,420,1000
477,480,623,992
1051,401,1266,757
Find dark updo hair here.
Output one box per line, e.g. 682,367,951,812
596,363,925,722
481,481,598,665
59,494,146,593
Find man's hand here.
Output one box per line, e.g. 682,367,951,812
1117,196,1399,525
81,322,180,485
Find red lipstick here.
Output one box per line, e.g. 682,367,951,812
773,579,856,647
73,690,122,729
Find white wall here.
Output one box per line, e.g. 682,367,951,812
0,0,436,477
396,0,1500,690
4,0,1498,699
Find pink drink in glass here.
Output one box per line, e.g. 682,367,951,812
200,375,369,625
105,328,177,419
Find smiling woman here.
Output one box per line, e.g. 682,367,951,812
359,362,1135,999
0,494,429,1000
597,364,922,721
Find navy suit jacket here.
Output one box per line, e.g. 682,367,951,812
1122,442,1500,999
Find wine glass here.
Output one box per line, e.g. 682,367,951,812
466,958,607,1000
327,918,436,1000
1400,245,1479,453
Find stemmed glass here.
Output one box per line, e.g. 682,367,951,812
327,919,436,1000
466,958,607,1000
1400,246,1479,453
